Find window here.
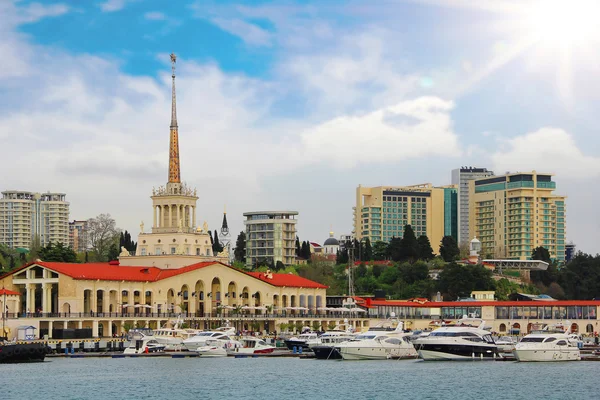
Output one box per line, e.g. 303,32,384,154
155,247,161,255
171,247,176,254
141,248,147,256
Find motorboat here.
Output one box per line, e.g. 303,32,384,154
124,332,166,354
0,341,51,363
336,321,417,360
513,321,581,362
308,322,356,360
152,327,201,351
182,326,238,352
196,339,230,357
284,332,319,351
495,336,517,353
227,337,276,355
413,318,499,361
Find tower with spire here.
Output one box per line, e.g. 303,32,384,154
119,54,228,269
219,206,231,261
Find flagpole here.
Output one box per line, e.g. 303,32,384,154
2,285,6,339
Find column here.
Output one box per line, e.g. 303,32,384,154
168,205,172,228
25,284,32,315
48,321,53,339
78,321,83,329
192,206,196,228
177,204,180,228
42,284,48,313
92,320,99,338
91,290,98,314
107,320,113,338
159,205,164,228
153,205,157,228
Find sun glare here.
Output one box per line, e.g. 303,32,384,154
526,0,600,44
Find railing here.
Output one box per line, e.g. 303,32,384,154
3,311,371,320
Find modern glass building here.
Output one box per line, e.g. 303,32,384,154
353,184,446,249
468,171,566,262
443,186,458,241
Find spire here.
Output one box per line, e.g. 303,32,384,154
168,53,181,184
221,206,229,234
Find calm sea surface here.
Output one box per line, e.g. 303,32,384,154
1,357,598,400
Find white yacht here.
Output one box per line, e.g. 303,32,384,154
513,321,581,362
196,339,231,357
336,321,417,360
227,337,276,355
153,327,201,351
413,318,499,361
124,332,166,354
182,326,238,351
308,323,356,360
495,336,517,353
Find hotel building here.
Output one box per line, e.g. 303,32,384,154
0,191,69,249
244,211,298,268
68,220,89,252
353,184,446,249
468,171,566,261
451,167,495,244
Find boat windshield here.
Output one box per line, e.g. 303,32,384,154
520,337,544,343
195,332,216,337
355,334,377,340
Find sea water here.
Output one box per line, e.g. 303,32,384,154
1,357,597,400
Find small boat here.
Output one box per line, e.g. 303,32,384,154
495,336,517,353
196,339,229,357
284,332,319,351
309,322,356,360
228,338,275,355
0,341,50,363
513,321,581,362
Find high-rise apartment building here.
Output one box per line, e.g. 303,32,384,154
244,211,298,268
353,184,445,250
69,220,89,252
451,167,495,244
0,191,70,249
468,171,566,261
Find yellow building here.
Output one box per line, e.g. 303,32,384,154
468,171,566,261
354,184,446,250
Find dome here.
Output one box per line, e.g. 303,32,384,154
324,237,339,246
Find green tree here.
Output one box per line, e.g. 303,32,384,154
336,248,349,264
372,241,388,261
387,237,403,262
398,261,429,284
372,263,386,278
107,243,119,261
399,225,419,262
558,253,600,300
119,230,137,252
417,235,435,261
212,229,223,254
437,263,495,300
38,242,78,263
87,214,120,261
234,231,246,263
439,235,460,262
380,265,400,285
364,238,373,261
295,236,301,257
531,246,551,263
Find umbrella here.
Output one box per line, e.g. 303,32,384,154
253,306,268,311
120,303,134,308
134,304,153,309
220,305,235,309
284,306,296,310
241,305,254,310
296,307,308,311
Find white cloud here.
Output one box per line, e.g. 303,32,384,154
491,128,600,179
301,97,460,168
144,11,166,21
15,2,69,24
99,0,130,12
210,18,273,46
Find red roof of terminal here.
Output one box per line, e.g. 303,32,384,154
0,288,21,296
365,299,600,307
1,261,328,289
246,272,328,289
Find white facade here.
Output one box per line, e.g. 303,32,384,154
244,211,298,268
0,190,69,249
451,167,494,244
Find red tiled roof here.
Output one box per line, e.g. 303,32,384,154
366,299,600,307
309,242,322,248
353,260,393,266
246,272,328,289
9,261,224,282
0,288,21,296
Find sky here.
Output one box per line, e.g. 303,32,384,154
1,0,599,254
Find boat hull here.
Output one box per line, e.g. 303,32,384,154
339,346,417,361
417,344,499,361
0,343,50,363
197,347,228,357
513,348,580,362
312,345,342,360
284,339,309,351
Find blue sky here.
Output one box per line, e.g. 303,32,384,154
1,0,600,253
